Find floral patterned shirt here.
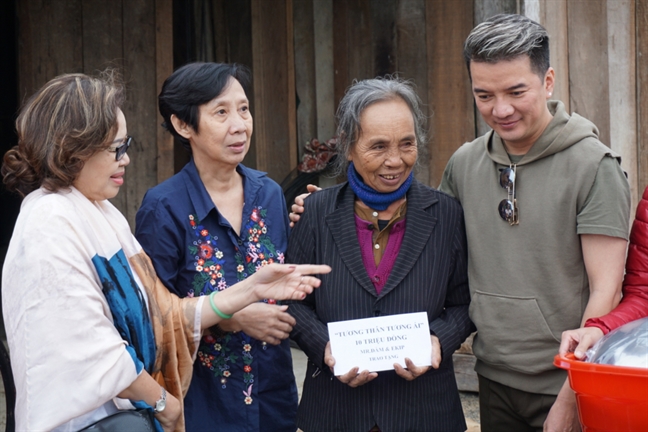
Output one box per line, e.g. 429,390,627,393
135,159,297,432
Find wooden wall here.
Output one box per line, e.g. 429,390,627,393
251,0,297,180
293,0,476,187
427,0,475,186
17,0,173,226
532,0,643,215
15,0,648,221
293,0,647,212
174,0,297,184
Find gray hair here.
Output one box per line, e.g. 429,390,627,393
333,77,426,175
463,14,550,78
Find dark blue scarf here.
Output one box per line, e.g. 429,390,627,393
347,162,412,211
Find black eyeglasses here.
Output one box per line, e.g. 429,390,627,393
107,136,133,161
498,164,519,225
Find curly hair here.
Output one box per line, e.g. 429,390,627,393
2,71,124,197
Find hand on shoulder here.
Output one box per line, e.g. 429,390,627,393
289,184,321,227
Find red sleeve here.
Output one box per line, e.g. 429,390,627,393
586,187,648,333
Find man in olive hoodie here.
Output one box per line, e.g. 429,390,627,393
439,14,630,432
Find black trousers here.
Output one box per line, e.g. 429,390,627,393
478,374,558,432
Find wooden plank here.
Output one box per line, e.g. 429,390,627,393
286,0,298,171
567,0,611,146
333,0,372,108
607,0,638,217
538,0,570,112
82,0,126,214
395,0,430,185
17,0,83,100
453,353,478,392
456,332,475,354
193,0,216,62
250,0,270,173
333,0,350,109
224,0,253,67
474,0,518,21
472,0,519,137
82,0,123,74
210,0,228,63
251,0,297,183
172,0,192,179
172,0,196,67
16,0,33,98
313,0,337,188
17,0,32,101
169,0,194,183
224,0,257,171
156,0,174,184
122,0,158,226
371,0,398,77
426,0,475,188
637,0,648,197
523,0,540,22
313,0,336,143
347,0,373,83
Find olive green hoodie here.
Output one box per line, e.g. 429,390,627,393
439,100,630,394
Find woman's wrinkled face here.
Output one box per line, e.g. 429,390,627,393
73,109,130,201
347,98,418,193
182,77,253,168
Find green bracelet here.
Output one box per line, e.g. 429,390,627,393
209,291,233,319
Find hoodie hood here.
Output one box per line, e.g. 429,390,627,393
485,100,601,166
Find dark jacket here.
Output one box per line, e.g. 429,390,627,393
587,186,648,333
287,179,474,432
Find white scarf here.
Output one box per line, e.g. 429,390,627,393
2,187,201,431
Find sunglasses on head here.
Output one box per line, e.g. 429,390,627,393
107,136,133,161
498,164,519,225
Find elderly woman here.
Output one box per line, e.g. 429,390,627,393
135,62,299,431
287,78,474,432
1,72,329,432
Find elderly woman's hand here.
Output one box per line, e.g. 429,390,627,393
289,184,321,227
393,335,441,381
324,341,378,387
219,302,296,345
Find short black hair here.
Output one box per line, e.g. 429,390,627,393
158,62,251,150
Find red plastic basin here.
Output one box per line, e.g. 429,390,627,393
554,354,648,432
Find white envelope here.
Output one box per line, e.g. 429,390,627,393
327,312,432,375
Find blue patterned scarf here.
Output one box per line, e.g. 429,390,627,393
347,162,412,210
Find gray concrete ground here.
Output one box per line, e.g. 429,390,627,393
291,347,480,431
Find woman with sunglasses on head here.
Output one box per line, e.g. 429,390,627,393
1,72,329,432
135,62,303,431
